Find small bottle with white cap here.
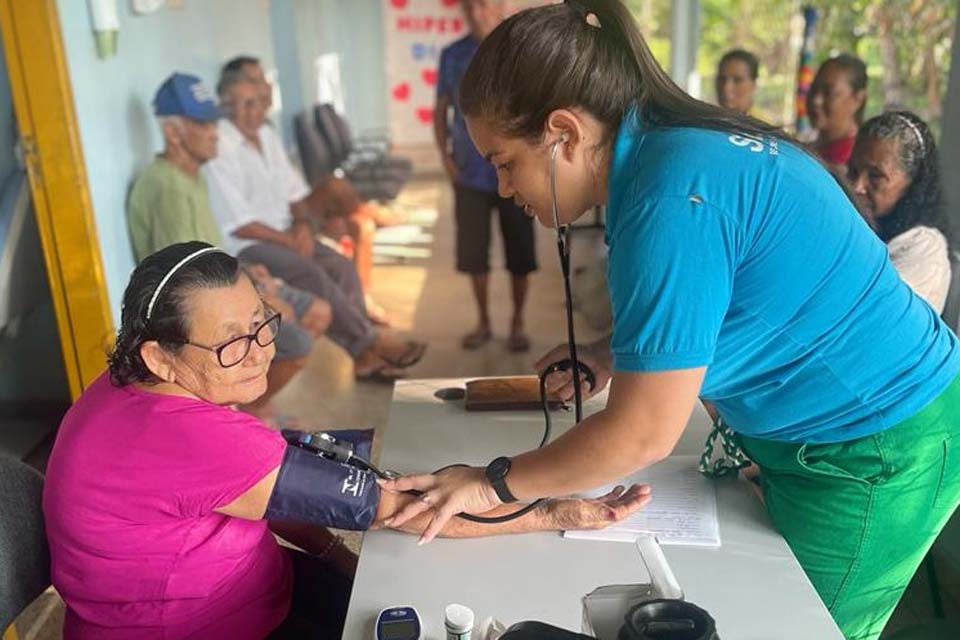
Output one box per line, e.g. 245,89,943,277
444,603,475,640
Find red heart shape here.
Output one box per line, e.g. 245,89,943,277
421,68,438,87
416,107,434,124
441,0,458,6
391,0,408,8
392,82,411,101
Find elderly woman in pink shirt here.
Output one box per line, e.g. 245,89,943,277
43,241,650,639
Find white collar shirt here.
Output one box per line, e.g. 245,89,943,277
203,119,310,254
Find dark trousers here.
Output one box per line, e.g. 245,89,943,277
240,242,376,358
267,548,354,639
454,185,537,275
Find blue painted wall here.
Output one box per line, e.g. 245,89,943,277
56,1,389,320
56,0,276,320
289,0,388,137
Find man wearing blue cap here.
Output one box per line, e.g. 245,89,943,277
127,72,333,422
127,72,222,261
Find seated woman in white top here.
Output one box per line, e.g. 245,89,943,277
848,110,954,314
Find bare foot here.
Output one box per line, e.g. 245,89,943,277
354,350,407,382
461,325,492,350
507,322,530,352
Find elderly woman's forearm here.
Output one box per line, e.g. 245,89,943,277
377,492,553,538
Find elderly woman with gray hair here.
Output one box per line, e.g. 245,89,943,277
42,241,651,639
847,110,955,314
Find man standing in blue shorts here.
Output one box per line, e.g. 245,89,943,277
434,0,537,352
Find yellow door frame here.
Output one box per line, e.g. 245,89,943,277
0,0,114,399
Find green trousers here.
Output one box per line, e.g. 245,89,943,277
739,374,960,640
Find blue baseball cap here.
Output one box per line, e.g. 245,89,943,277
153,72,220,122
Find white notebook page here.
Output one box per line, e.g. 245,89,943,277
564,455,720,546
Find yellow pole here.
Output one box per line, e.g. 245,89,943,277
0,0,114,399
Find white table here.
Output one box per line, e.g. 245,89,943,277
343,378,843,639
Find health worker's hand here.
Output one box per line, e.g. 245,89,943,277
379,466,501,544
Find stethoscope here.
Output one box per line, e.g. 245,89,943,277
298,137,595,524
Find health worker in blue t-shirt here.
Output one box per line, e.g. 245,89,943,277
384,3,960,639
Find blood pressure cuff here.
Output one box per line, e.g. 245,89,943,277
266,432,379,530
279,427,374,455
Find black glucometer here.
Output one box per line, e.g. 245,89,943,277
375,606,421,640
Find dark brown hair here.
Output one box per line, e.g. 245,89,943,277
108,242,240,386
719,49,759,81
810,54,868,125
459,0,789,155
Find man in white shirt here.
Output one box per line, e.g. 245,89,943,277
224,55,395,323
204,71,424,381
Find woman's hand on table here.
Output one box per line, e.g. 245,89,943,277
543,483,652,530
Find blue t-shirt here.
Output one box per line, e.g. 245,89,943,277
437,35,497,192
606,107,960,443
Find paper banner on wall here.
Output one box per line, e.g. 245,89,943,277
382,0,465,146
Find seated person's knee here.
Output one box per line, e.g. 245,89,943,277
301,298,333,337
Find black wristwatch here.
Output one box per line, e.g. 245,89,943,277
484,456,517,503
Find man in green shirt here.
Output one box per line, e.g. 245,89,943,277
127,72,331,422
128,154,222,263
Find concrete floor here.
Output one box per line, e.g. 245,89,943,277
9,176,958,638
270,177,605,436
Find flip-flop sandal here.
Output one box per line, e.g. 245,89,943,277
507,331,531,353
355,364,407,383
461,328,493,350
383,341,427,368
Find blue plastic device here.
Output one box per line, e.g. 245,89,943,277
375,605,421,640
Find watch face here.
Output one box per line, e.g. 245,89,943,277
489,457,510,478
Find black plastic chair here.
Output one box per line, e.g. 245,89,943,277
294,111,338,185
295,109,406,202
313,104,412,198
0,456,49,636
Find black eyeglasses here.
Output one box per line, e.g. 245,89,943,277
175,312,282,368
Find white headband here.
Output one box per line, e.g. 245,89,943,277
145,247,224,321
896,113,926,157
